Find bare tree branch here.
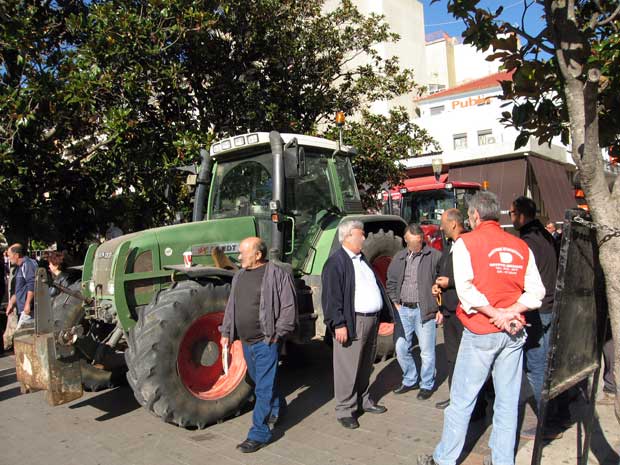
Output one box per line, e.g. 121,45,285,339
596,4,620,27
79,134,118,164
504,23,555,54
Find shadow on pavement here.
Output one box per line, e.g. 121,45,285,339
588,412,619,465
369,358,401,403
276,340,335,433
69,385,140,421
0,368,16,389
0,386,22,402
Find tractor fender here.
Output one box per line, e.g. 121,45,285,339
166,265,236,282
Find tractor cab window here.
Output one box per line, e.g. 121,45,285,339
335,156,360,202
402,190,455,225
455,188,478,223
211,153,273,240
285,153,334,256
400,187,479,225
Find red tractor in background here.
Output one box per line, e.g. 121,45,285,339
383,174,481,250
372,174,480,357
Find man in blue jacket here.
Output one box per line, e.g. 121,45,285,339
322,220,392,429
6,243,37,328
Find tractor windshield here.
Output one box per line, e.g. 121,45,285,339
210,151,354,250
401,188,478,225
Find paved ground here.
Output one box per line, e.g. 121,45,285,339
0,333,618,465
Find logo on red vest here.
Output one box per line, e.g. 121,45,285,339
487,247,524,276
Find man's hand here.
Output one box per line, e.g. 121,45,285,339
431,284,442,297
506,319,524,335
435,311,444,325
334,327,348,345
5,305,14,316
394,303,401,311
220,336,229,347
435,277,449,289
490,309,521,331
23,305,31,316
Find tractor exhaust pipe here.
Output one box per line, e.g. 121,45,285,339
192,148,211,222
269,131,285,259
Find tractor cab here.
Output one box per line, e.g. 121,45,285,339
385,175,481,249
203,132,365,268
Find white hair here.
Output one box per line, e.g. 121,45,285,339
338,220,364,243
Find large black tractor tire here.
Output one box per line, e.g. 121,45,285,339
362,229,404,362
125,280,252,428
52,281,127,391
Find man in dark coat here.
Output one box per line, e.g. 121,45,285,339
322,220,391,429
220,237,297,453
386,223,442,400
432,209,466,409
511,196,561,439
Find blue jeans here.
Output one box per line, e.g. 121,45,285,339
242,340,284,443
524,311,553,408
395,305,436,390
433,329,525,465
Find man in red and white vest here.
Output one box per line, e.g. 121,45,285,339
418,191,545,465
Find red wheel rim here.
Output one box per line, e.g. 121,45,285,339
371,256,395,337
177,312,246,400
378,322,394,336
372,255,392,286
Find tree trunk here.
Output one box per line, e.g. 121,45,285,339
556,34,620,424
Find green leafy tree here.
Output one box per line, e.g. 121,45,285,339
1,0,423,254
436,0,620,421
324,107,438,209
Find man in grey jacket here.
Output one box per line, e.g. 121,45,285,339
386,224,442,400
220,237,297,453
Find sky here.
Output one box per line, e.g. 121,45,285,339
421,0,545,42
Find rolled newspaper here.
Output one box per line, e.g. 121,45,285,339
222,343,229,375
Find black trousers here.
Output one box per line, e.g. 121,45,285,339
603,330,615,393
443,313,464,388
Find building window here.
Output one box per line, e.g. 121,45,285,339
478,130,495,145
428,83,446,95
453,133,468,150
430,105,445,116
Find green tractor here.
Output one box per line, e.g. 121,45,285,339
34,131,406,427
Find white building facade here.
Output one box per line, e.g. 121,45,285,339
407,71,577,224
324,0,427,119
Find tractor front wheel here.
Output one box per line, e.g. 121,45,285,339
125,280,252,428
362,229,404,362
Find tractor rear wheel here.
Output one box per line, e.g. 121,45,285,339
52,281,127,391
362,229,403,362
125,280,252,428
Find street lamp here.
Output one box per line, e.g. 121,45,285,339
431,157,443,182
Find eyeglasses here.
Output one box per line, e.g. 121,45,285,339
509,210,516,215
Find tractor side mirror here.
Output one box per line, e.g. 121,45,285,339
284,145,306,179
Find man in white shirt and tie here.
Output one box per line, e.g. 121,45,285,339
321,220,391,429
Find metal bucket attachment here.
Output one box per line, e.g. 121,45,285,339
13,268,83,406
14,332,83,405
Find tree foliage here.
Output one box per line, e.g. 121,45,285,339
324,107,438,209
436,0,620,422
1,0,422,254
